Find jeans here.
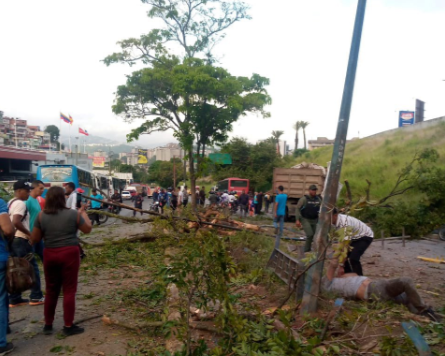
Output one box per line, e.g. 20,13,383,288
368,277,426,314
10,238,43,302
344,236,373,276
301,218,318,252
273,215,285,236
33,239,44,262
0,261,8,347
44,246,80,326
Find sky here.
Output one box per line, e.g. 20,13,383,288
1,0,444,149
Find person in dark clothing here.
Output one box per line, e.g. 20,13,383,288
256,192,263,215
133,193,144,217
238,191,249,218
170,189,178,211
199,187,206,206
182,186,189,207
152,189,159,203
110,190,122,214
158,189,168,214
295,185,322,252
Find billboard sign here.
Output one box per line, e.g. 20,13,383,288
398,111,415,128
92,156,105,168
138,149,148,164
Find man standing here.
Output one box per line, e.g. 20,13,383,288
182,186,189,207
0,198,15,354
133,193,144,216
111,189,123,214
152,188,159,204
199,186,206,207
89,189,103,226
295,185,322,252
256,192,264,215
273,186,287,238
331,209,374,276
178,187,184,209
65,182,77,211
238,190,249,218
26,180,45,262
264,193,271,214
8,180,45,307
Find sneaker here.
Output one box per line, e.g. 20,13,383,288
0,343,14,355
63,324,84,336
9,298,29,308
43,325,53,335
420,307,443,322
29,297,45,306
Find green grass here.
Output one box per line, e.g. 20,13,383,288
288,120,445,204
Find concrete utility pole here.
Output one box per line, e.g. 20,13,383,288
300,0,367,314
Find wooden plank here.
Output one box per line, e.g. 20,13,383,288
402,321,432,356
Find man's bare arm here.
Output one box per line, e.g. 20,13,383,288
12,215,31,237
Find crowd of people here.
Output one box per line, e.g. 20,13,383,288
0,180,93,354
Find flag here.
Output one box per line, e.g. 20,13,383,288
79,127,89,136
60,113,70,124
69,115,74,125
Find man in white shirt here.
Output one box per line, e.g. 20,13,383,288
332,208,374,276
178,188,184,208
65,182,77,210
8,180,44,307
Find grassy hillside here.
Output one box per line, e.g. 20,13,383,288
291,120,445,203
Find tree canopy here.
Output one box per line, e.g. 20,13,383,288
148,158,185,188
44,125,60,143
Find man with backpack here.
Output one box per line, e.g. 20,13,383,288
8,180,45,307
295,184,322,252
158,188,168,214
0,197,15,354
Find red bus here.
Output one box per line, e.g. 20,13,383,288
217,178,250,195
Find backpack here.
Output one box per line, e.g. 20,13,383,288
6,254,36,294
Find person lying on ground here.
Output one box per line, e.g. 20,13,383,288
321,256,441,322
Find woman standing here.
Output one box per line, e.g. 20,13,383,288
31,186,92,336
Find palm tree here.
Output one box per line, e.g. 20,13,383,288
299,121,310,150
271,130,284,155
293,122,302,150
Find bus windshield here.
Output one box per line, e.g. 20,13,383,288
40,167,73,182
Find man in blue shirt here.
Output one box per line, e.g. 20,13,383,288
0,198,15,353
273,185,287,239
89,189,103,226
26,180,45,262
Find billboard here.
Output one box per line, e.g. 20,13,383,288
138,149,148,164
398,111,415,128
92,156,105,168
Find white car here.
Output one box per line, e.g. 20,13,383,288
121,191,132,200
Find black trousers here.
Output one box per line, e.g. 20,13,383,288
344,236,373,276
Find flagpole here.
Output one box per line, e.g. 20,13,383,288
59,111,62,153
69,124,72,153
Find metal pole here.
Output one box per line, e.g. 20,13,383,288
300,0,367,314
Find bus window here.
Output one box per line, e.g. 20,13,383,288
217,180,229,191
231,180,248,188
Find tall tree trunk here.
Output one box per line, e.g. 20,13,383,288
303,129,307,150
295,123,299,150
277,140,281,156
188,148,197,209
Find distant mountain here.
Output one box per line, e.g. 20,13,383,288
61,135,121,146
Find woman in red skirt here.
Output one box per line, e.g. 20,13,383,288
31,186,92,336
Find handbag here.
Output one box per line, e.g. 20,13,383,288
6,253,36,294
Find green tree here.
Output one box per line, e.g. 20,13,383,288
148,158,185,187
271,130,284,156
299,121,310,150
103,0,250,65
45,125,60,149
293,121,301,150
104,0,267,208
113,59,270,206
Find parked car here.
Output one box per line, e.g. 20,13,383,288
121,191,132,200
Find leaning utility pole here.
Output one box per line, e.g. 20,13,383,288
301,0,367,314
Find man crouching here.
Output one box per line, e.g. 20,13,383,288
322,256,441,322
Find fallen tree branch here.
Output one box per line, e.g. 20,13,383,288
86,210,154,223
80,233,160,247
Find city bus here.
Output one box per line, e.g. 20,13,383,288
36,165,95,198
217,178,250,195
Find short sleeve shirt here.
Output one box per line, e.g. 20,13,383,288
275,194,288,216
8,198,30,238
26,196,42,231
90,194,103,209
0,199,10,261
